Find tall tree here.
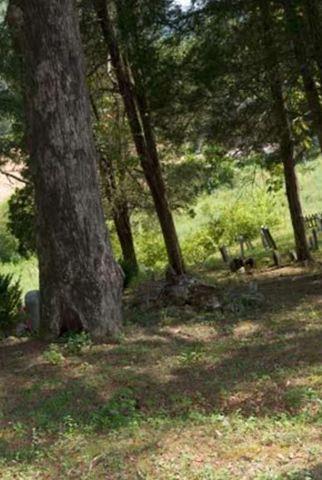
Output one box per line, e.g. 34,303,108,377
7,0,123,337
259,0,311,261
93,0,185,276
282,0,322,150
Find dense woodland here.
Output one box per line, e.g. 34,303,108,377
0,0,322,479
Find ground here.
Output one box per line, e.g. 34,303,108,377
0,264,321,480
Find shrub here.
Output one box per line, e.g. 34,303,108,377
0,223,19,263
0,273,22,331
221,194,280,245
199,188,282,248
135,229,167,270
209,204,259,246
62,331,92,355
181,227,216,265
43,344,65,365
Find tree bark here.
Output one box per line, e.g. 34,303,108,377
113,201,138,273
283,1,322,151
8,0,123,338
259,0,311,261
93,0,185,275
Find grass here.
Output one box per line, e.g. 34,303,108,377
1,155,322,297
0,265,321,479
0,156,322,478
0,257,38,296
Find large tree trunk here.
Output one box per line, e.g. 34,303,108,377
303,0,322,92
93,0,185,276
8,0,123,338
259,0,311,261
283,1,322,150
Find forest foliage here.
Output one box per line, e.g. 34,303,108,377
1,0,322,275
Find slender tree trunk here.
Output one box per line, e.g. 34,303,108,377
259,0,311,261
93,0,185,275
90,94,139,275
283,1,322,150
113,201,138,272
303,0,322,91
8,0,123,337
100,155,138,274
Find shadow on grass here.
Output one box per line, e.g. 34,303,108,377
282,463,322,480
2,324,320,436
0,269,321,469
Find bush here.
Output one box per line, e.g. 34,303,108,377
0,273,22,331
208,204,259,246
62,332,92,355
43,344,65,365
0,223,19,263
181,227,216,265
195,188,281,248
210,192,281,246
135,229,167,270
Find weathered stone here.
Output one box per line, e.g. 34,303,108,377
25,290,40,331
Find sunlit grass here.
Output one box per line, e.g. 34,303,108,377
0,257,38,296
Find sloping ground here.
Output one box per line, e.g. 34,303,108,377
0,266,321,479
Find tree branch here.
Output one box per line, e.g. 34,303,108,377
0,168,29,185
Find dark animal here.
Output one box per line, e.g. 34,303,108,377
229,257,244,273
229,257,255,273
244,257,256,272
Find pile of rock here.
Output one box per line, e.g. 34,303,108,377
160,267,221,310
